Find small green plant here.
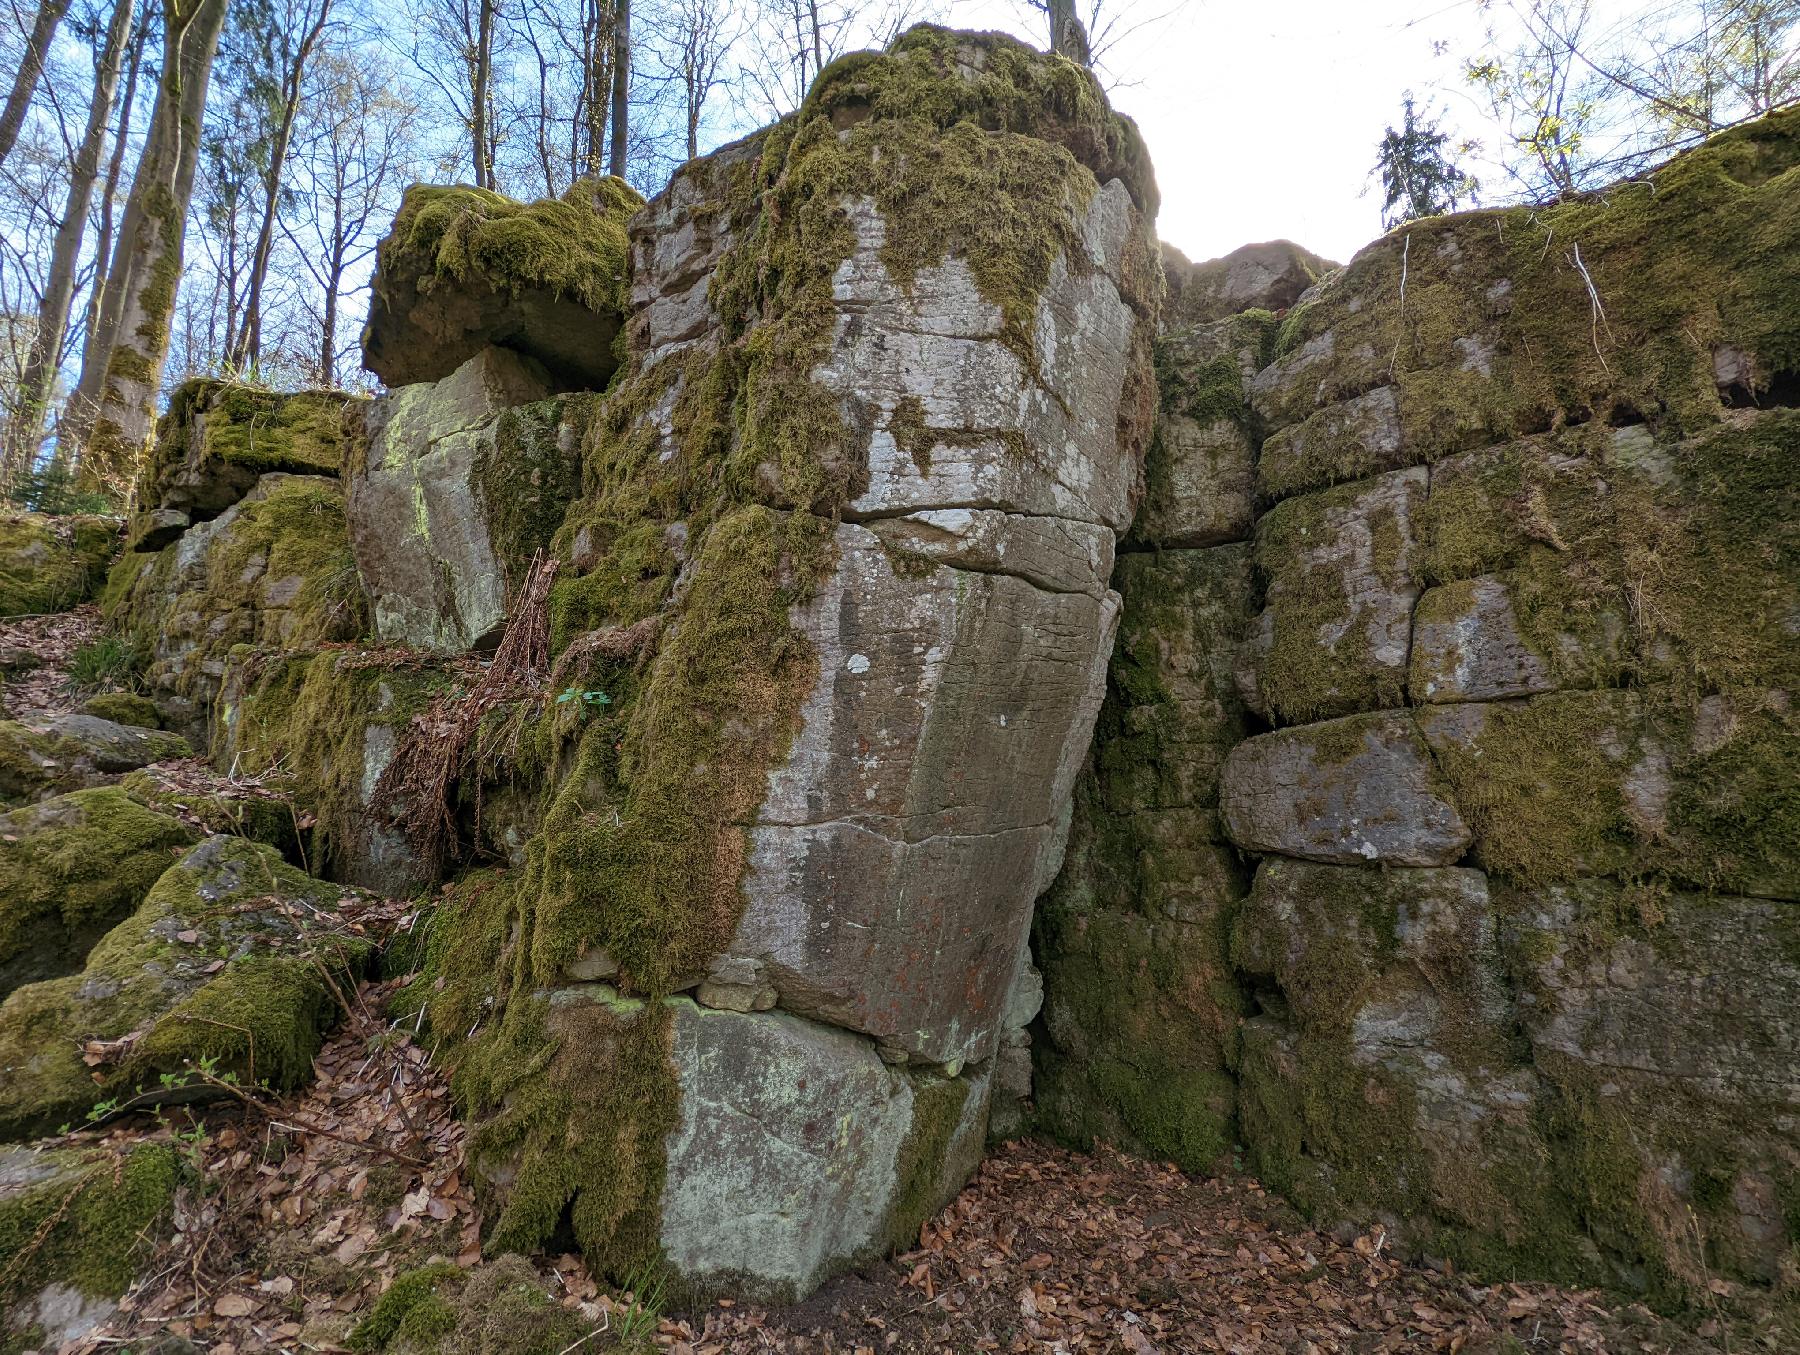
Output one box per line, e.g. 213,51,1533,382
5,464,116,515
615,1260,667,1345
65,633,145,691
554,686,612,718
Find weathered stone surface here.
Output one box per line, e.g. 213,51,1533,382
130,380,359,539
0,714,192,804
0,512,116,617
0,788,196,1000
363,176,641,389
0,1143,178,1345
349,346,585,652
1127,314,1270,549
1097,545,1256,815
212,647,447,895
102,474,366,743
1219,712,1470,866
0,834,373,1141
1410,573,1625,702
1161,239,1330,330
718,174,1151,1067
1500,879,1800,1283
655,996,989,1300
1256,385,1404,501
1238,466,1424,724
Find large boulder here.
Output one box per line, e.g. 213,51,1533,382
0,833,373,1140
0,511,116,617
346,346,588,652
0,787,196,999
1160,239,1332,330
362,176,643,390
127,380,363,549
418,24,1160,1296
101,473,367,741
0,714,192,805
0,1143,178,1349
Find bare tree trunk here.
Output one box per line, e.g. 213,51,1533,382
0,0,75,170
63,0,231,494
229,0,333,371
1047,0,1090,65
607,0,628,179
472,0,495,187
5,0,138,478
807,0,821,83
579,0,610,177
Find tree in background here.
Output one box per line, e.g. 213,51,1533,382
62,0,231,493
1374,94,1478,229
1465,0,1800,198
3,0,139,475
0,0,75,171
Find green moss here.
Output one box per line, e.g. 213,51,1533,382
350,1262,462,1350
1251,473,1422,723
221,648,450,881
79,692,162,727
0,512,118,617
472,395,592,597
0,787,196,998
115,764,298,854
883,1071,975,1249
0,835,372,1139
386,176,643,315
0,1143,179,1309
1259,105,1800,495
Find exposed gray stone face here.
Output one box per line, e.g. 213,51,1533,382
721,181,1147,1068
1410,575,1551,702
0,715,191,804
1219,712,1471,866
1237,465,1424,723
654,995,989,1301
1161,239,1332,330
347,347,569,652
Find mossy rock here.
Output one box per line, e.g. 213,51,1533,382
0,1142,178,1341
131,380,362,539
0,788,196,1001
348,1255,586,1354
77,692,162,728
215,647,454,894
365,176,643,389
101,475,367,742
115,764,299,858
1160,239,1331,330
0,834,374,1141
0,715,193,806
0,512,118,618
1252,104,1800,495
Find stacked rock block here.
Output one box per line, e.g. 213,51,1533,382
1031,244,1311,1170
390,27,1162,1301
1220,110,1800,1297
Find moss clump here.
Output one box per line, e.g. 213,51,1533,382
134,379,359,521
114,764,298,856
219,647,453,884
0,1143,179,1311
387,176,643,317
0,834,372,1139
1250,470,1423,723
1257,105,1800,494
349,1262,463,1350
78,692,162,727
0,511,118,617
0,787,195,999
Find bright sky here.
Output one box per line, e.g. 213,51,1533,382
960,0,1501,267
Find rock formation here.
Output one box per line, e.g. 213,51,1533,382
1,24,1795,1337
1035,103,1800,1303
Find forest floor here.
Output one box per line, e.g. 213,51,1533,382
49,979,1778,1355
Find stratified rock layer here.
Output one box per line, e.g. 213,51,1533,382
1035,105,1800,1304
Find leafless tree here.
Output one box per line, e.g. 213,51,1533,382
0,0,75,171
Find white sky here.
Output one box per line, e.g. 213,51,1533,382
960,0,1502,267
